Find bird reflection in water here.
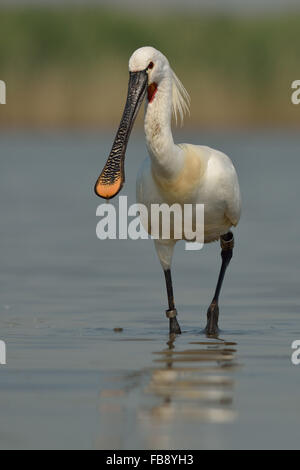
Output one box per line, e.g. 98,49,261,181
140,335,238,427
97,334,239,449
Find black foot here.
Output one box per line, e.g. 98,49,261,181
170,317,181,335
205,301,219,336
166,309,181,334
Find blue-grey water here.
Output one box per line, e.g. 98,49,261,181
0,129,299,450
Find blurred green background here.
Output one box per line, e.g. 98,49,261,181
0,5,299,128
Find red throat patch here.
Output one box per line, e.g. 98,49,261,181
147,82,158,103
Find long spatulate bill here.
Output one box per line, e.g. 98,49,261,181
94,70,148,200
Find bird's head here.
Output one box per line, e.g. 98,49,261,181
129,47,171,104
94,46,188,200
129,46,170,84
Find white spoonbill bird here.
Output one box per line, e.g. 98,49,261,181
95,47,241,336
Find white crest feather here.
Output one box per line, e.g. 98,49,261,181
171,69,190,126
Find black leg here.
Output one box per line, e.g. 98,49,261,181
205,232,234,336
164,269,181,335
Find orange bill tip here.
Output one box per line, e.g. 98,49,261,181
94,176,123,200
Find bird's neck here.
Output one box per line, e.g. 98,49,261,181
144,75,183,179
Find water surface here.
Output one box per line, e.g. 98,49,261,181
0,130,299,449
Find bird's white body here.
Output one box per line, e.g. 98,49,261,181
96,46,241,334
130,47,241,270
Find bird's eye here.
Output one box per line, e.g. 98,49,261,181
147,62,154,70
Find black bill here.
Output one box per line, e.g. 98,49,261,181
94,70,148,199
